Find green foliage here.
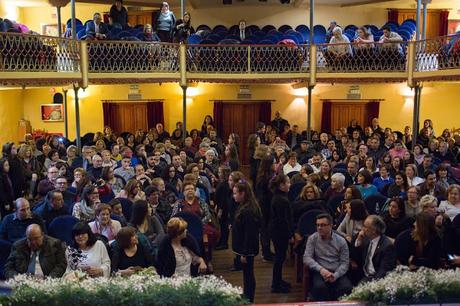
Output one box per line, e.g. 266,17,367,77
0,274,248,306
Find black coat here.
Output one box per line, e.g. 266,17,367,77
0,173,14,216
8,156,26,199
156,234,201,277
408,232,443,269
355,235,396,281
232,206,261,257
269,189,293,241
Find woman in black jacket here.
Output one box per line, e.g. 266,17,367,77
269,173,293,293
255,155,275,261
0,158,14,217
232,180,262,303
2,142,25,199
156,217,206,277
407,212,443,270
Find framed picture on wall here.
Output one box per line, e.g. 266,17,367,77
41,104,64,122
448,20,460,34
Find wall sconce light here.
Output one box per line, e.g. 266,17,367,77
291,82,309,97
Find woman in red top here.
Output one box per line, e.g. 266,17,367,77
178,182,212,224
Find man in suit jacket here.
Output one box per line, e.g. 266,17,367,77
86,13,109,40
354,215,396,283
4,224,66,279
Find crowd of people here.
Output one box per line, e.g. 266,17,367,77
1,112,460,303
82,0,194,43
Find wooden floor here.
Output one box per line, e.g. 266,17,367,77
212,246,305,305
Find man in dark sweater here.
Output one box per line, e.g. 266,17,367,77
0,198,45,243
34,190,69,227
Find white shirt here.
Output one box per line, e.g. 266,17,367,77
439,200,460,221
283,163,302,175
65,240,111,277
31,250,44,278
408,176,424,187
365,236,380,277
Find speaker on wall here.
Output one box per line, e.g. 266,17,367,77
53,93,64,104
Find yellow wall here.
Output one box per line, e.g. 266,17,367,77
17,2,388,34
20,3,110,34
0,89,25,144
11,82,460,143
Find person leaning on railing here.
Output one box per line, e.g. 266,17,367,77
174,12,195,43
325,27,352,70
378,26,403,55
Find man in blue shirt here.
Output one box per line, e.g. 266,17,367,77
372,164,394,193
0,198,45,243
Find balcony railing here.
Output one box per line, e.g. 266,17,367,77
415,35,460,72
1,32,460,85
0,32,80,73
186,44,310,73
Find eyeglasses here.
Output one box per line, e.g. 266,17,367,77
316,223,331,228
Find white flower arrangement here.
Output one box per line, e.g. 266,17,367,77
342,266,460,305
1,271,246,306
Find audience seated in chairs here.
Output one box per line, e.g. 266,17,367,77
383,197,414,239
303,213,352,301
4,224,66,279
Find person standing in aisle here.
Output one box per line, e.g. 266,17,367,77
232,180,262,303
269,174,293,293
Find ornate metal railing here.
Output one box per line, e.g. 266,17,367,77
316,41,408,73
415,35,460,72
186,44,309,73
87,40,179,73
1,32,460,83
0,32,80,72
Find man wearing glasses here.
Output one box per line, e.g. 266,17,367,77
303,213,352,301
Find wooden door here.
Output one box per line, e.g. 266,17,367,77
322,99,381,133
330,103,369,132
107,103,148,135
218,102,266,165
396,9,443,39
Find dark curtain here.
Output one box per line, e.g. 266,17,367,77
147,101,164,129
258,101,272,125
321,101,332,133
388,9,399,24
367,101,380,126
213,101,224,137
439,10,449,36
102,103,115,128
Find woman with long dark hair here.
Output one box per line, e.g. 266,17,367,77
224,143,240,172
0,158,14,217
255,155,275,261
387,171,409,199
130,199,165,246
232,180,262,303
269,173,293,293
174,12,194,43
215,165,232,250
2,142,25,199
407,212,442,270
